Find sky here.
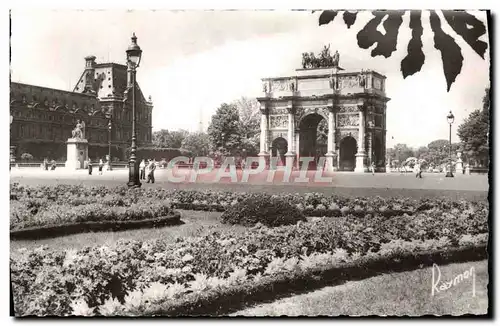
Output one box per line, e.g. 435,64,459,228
10,9,490,148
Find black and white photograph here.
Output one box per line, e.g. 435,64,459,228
8,8,491,317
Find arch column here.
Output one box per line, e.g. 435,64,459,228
354,106,367,172
325,106,336,171
285,104,296,169
258,105,270,167
368,128,373,166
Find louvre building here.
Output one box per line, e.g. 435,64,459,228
10,55,153,161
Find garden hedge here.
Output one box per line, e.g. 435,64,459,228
220,194,306,227
10,212,182,240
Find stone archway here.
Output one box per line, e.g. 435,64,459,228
299,113,327,167
271,137,288,166
339,136,357,171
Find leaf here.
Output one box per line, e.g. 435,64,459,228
429,10,464,92
343,11,358,29
442,10,488,59
357,10,405,58
401,10,425,78
319,10,339,26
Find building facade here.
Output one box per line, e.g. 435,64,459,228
10,55,153,162
257,51,390,172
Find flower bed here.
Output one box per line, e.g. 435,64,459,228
10,184,489,220
10,199,176,232
10,184,180,235
11,207,488,316
10,213,182,240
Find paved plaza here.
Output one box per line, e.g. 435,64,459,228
10,167,489,201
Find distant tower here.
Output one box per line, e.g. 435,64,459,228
83,55,96,94
198,107,203,132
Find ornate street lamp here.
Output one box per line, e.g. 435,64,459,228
10,115,13,171
126,33,142,188
108,119,112,171
445,110,455,178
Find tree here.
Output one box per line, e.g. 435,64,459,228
317,119,328,150
426,139,460,167
181,132,210,157
21,152,33,162
152,129,169,147
168,130,189,148
415,146,429,159
232,97,261,155
318,10,488,92
207,103,242,156
152,129,189,148
387,143,414,165
457,88,490,167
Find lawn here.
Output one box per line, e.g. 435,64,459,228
232,260,489,316
10,210,243,254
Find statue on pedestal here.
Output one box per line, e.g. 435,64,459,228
358,70,366,87
71,120,86,140
333,50,340,68
301,46,341,69
319,44,333,67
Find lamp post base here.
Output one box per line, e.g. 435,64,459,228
445,172,454,178
127,181,141,188
127,160,141,188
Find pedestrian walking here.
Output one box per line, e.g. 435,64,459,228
146,159,156,183
98,159,104,175
50,159,56,171
370,162,375,175
88,159,93,175
415,163,423,178
140,159,146,180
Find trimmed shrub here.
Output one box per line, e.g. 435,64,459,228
220,194,306,227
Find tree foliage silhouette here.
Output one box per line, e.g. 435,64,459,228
318,10,488,92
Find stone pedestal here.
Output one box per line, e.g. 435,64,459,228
65,138,88,170
325,152,337,171
354,152,367,173
456,152,464,174
258,152,270,169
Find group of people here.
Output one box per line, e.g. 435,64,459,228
42,158,57,171
85,158,157,182
87,159,106,175
140,159,157,183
